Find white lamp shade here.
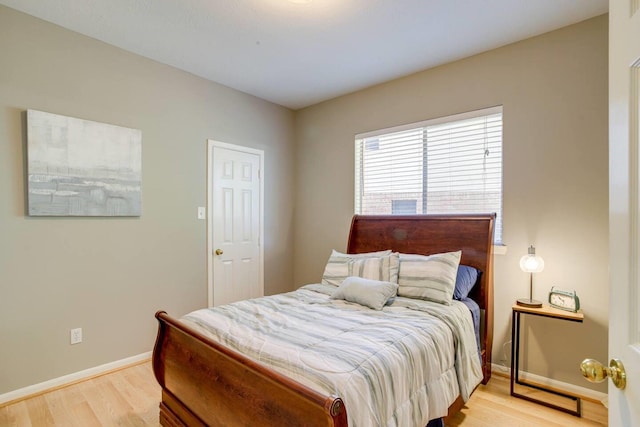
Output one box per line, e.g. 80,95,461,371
520,245,544,273
520,255,544,272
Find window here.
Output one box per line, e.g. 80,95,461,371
355,106,503,244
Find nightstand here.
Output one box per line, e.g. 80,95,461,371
510,304,584,416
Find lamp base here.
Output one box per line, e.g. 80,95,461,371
516,298,542,308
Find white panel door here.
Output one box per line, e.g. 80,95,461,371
608,1,640,425
207,140,263,307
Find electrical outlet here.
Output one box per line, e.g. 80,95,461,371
70,328,82,345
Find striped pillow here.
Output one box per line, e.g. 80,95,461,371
348,253,399,284
397,251,462,305
321,250,394,286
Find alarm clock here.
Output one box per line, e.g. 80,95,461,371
548,286,580,312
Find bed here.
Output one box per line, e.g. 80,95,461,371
152,213,495,426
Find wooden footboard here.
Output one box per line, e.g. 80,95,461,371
152,311,348,427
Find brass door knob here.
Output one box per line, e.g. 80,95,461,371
215,249,223,255
580,358,626,389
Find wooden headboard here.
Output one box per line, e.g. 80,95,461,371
346,213,495,383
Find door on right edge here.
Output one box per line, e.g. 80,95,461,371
608,1,640,424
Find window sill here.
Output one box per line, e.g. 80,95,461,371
493,244,507,255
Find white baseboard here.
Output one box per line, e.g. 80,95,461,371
491,363,607,403
0,351,152,406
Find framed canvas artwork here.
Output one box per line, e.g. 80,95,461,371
27,110,142,216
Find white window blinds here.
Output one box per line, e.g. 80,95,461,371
355,106,503,243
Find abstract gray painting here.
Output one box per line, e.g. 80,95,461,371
27,110,142,216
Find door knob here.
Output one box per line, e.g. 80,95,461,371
580,358,626,389
215,249,223,255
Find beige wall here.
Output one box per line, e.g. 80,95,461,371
0,6,295,394
294,15,608,391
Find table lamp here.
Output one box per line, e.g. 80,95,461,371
517,245,544,308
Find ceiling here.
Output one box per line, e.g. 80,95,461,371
0,0,608,110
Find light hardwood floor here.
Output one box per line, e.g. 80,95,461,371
0,362,160,427
0,362,606,426
448,373,607,427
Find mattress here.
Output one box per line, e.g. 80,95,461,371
182,283,483,427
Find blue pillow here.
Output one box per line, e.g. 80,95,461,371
453,265,479,300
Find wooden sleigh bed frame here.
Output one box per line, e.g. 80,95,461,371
153,214,495,426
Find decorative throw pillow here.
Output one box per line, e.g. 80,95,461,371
331,276,399,310
397,251,462,305
453,265,480,300
321,249,393,286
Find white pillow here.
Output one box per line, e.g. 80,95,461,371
331,276,399,310
321,249,393,286
397,251,462,305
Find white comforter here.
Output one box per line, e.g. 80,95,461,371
182,283,483,427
